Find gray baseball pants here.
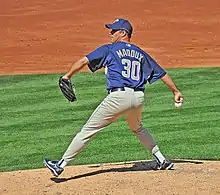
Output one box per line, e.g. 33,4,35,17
62,87,156,162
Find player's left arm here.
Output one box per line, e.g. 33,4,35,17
63,57,89,80
63,44,109,80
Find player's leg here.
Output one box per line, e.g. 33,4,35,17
45,91,131,175
60,92,128,163
125,104,158,152
125,92,173,169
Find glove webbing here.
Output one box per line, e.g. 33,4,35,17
59,79,76,102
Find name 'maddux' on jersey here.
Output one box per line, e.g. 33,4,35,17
86,42,166,90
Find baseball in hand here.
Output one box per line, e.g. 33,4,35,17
175,98,183,108
175,102,182,108
174,98,183,108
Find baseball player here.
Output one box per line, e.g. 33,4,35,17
44,18,183,177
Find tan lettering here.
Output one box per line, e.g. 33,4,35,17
116,50,123,58
126,49,130,56
138,54,144,62
135,51,139,59
122,49,127,56
130,50,135,57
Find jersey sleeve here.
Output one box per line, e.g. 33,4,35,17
145,54,167,84
86,45,109,72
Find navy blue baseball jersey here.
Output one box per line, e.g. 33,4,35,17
86,42,166,90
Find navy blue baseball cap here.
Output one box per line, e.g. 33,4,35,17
105,18,133,37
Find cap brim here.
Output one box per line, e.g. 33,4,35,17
105,24,111,29
105,24,118,30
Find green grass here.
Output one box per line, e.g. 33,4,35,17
0,67,220,172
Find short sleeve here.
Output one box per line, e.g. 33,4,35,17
145,54,166,84
86,45,109,72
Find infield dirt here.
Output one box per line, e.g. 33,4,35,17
0,160,220,195
1,0,220,75
0,0,220,194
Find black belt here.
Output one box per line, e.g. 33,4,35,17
108,87,144,94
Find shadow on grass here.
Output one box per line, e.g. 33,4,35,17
50,159,203,183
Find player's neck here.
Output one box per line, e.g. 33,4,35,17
118,37,131,43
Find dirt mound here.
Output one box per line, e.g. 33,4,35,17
0,160,219,195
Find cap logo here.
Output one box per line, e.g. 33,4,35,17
113,19,119,23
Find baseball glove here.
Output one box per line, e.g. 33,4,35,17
58,76,77,102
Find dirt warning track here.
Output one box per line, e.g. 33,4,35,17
0,0,220,75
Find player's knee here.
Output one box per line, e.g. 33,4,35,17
130,125,143,133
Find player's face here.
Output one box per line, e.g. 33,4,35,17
109,29,122,43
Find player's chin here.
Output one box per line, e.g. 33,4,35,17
109,37,114,43
110,39,116,44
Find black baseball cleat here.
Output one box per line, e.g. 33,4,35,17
155,159,174,170
44,158,64,177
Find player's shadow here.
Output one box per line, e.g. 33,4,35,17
50,159,203,183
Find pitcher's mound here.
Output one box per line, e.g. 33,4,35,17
0,160,220,195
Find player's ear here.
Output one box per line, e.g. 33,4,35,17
121,30,127,37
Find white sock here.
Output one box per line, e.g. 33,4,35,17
57,159,68,168
152,145,166,163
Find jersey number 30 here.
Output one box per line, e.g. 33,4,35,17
121,59,140,80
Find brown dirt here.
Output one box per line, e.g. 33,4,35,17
0,0,220,75
0,160,220,195
1,0,220,194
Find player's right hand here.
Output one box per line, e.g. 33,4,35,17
174,91,183,103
